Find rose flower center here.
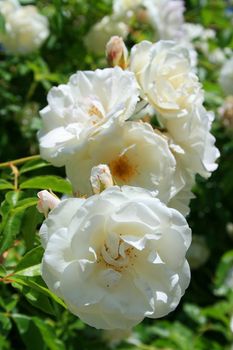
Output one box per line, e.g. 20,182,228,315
88,104,104,125
98,233,137,272
109,154,138,183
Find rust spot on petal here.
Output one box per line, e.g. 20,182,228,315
109,154,138,183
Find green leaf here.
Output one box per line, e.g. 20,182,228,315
25,289,55,315
0,210,25,255
20,159,51,175
184,303,207,325
32,317,65,350
15,264,41,277
0,265,7,277
0,295,19,312
11,275,67,309
214,250,233,296
21,206,43,250
15,246,44,273
202,301,230,324
5,191,21,207
20,176,72,194
12,314,45,350
0,198,38,255
0,180,14,190
0,334,10,350
0,313,12,332
13,312,65,350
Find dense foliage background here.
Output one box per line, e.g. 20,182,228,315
0,0,233,349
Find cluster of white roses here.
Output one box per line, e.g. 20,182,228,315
85,0,186,55
0,0,49,55
38,37,219,330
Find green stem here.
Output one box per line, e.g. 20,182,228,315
0,155,41,168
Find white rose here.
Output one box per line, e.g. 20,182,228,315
39,197,85,250
0,0,19,16
163,106,220,178
130,41,203,119
183,23,215,42
144,0,185,41
113,0,142,16
113,0,185,43
0,1,49,54
40,186,191,330
219,57,233,96
85,15,129,55
208,48,226,65
130,40,203,119
65,121,176,203
168,160,195,217
38,67,139,166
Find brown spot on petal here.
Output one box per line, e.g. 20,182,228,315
109,154,138,183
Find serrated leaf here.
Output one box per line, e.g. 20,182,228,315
20,176,72,194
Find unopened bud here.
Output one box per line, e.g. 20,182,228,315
106,36,128,69
37,190,60,217
90,164,114,194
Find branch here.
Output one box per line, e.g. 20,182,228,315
0,155,41,168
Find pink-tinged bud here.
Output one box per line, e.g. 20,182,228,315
37,190,60,217
90,164,114,194
106,36,128,69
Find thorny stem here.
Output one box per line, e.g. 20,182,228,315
0,155,41,168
